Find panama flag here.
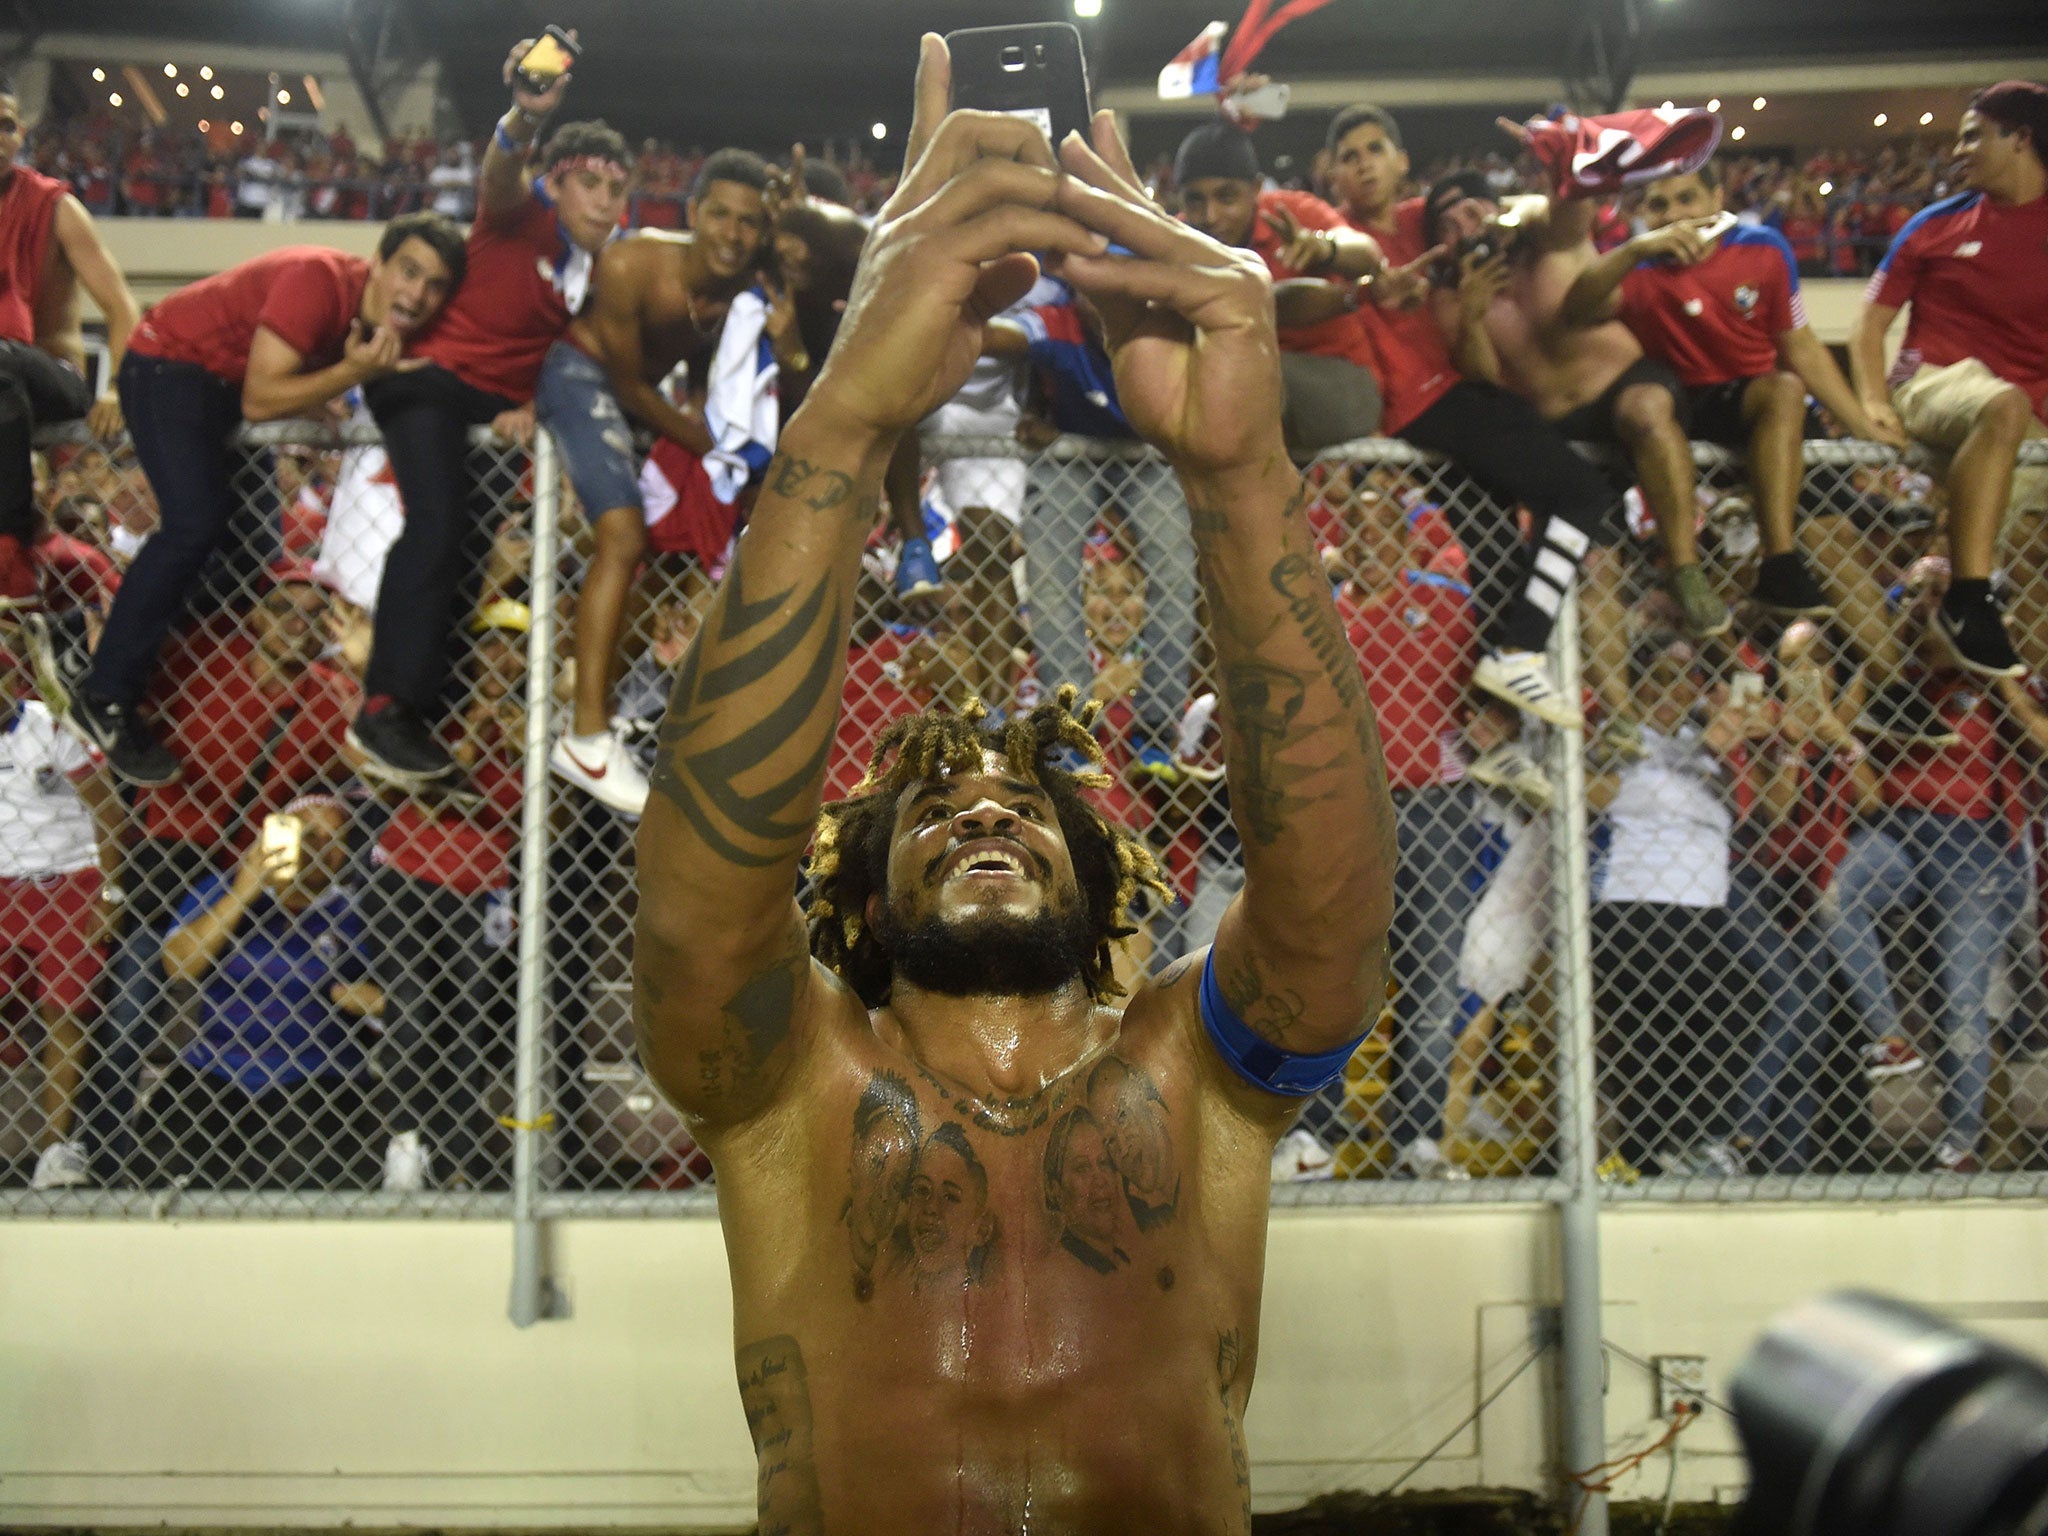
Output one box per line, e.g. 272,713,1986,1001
1158,21,1227,99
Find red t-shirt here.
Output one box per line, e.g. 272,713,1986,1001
1247,189,1379,374
1869,191,2048,419
1339,569,1476,792
829,628,927,804
416,195,579,403
374,725,522,895
1877,671,2026,832
138,630,358,848
0,167,67,346
1618,225,1805,388
1344,198,1460,433
127,246,370,388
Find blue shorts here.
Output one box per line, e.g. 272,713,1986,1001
534,340,644,517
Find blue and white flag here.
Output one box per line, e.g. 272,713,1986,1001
1158,21,1227,99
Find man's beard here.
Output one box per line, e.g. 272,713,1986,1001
874,888,1098,999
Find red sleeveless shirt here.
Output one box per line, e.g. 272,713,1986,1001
0,166,69,345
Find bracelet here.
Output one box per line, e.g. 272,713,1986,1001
1315,230,1338,272
494,121,525,156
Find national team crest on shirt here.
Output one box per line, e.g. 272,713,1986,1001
1732,284,1759,318
1404,606,1426,629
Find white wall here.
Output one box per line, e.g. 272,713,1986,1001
4,1201,2044,1528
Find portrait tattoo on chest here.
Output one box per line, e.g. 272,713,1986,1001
841,1054,1182,1295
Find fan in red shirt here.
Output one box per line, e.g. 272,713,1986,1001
1850,82,2048,680
1558,159,1904,643
1173,113,1621,738
1170,127,1383,455
60,216,464,790
365,600,531,1190
350,34,630,789
0,80,140,611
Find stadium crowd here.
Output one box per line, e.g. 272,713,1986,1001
1,44,2045,1196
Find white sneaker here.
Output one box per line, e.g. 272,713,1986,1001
1473,649,1583,729
31,1139,89,1190
1270,1128,1336,1183
1466,743,1555,813
382,1130,433,1194
1456,1103,1516,1145
1394,1135,1472,1181
549,727,651,817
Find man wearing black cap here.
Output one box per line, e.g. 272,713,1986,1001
1178,114,1631,735
1171,120,1387,454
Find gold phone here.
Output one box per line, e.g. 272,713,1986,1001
515,27,579,90
261,812,303,883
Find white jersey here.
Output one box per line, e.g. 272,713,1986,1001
0,701,99,880
315,395,404,612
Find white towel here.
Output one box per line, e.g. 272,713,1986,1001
702,286,781,505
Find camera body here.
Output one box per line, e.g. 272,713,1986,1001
1430,227,1505,288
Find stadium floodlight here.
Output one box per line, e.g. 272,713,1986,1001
1752,96,1766,110
1818,180,1833,194
1731,125,1746,140
200,65,213,80
1707,97,1721,111
1919,111,1934,125
212,84,224,100
1660,100,1675,110
177,83,189,97
871,121,887,140
199,119,210,132
164,63,177,77
109,92,122,107
230,119,244,134
278,89,291,104
1074,0,1102,15
92,67,105,82
1874,112,1888,126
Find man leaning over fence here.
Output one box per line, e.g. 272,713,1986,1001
55,214,465,787
349,36,628,788
1849,81,2048,680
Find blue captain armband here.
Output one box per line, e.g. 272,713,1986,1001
1199,949,1365,1097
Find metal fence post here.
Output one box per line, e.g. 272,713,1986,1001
1547,585,1608,1535
509,427,563,1328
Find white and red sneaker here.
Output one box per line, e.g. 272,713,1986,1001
550,727,651,817
1270,1128,1336,1183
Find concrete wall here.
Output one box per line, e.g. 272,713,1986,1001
4,1201,2044,1528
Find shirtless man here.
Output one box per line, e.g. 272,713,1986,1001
634,36,1394,1535
537,148,776,814
0,75,140,604
1424,157,1737,640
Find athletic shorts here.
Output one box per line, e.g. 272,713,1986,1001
0,867,106,1016
1892,358,2048,534
534,340,645,519
1549,356,1687,446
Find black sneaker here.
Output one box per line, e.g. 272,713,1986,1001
1855,681,1961,747
347,700,456,785
1935,588,2025,678
67,690,183,787
1750,551,1834,619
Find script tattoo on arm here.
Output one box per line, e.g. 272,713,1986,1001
737,1336,824,1536
1217,1327,1253,1531
769,453,857,514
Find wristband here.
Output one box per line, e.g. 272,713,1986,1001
494,121,523,156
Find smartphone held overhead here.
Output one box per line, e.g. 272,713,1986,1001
944,23,1094,147
261,812,303,884
515,26,580,93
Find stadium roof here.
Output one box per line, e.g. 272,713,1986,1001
14,0,2043,151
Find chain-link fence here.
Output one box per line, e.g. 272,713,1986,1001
2,419,2045,1216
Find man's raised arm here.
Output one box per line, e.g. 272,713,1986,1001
1055,123,1396,1113
632,36,1108,1135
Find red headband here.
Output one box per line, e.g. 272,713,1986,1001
552,154,629,184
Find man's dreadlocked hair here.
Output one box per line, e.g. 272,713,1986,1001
809,686,1172,1010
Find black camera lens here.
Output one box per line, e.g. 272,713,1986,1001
1733,1292,2048,1536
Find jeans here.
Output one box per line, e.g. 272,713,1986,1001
0,340,92,537
1728,864,1829,1172
533,340,643,517
77,839,222,1180
1297,782,1479,1149
1825,809,2026,1150
1021,453,1198,751
361,365,516,716
363,864,515,1181
85,353,269,706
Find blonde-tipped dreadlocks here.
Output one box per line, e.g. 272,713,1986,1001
809,685,1172,1009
